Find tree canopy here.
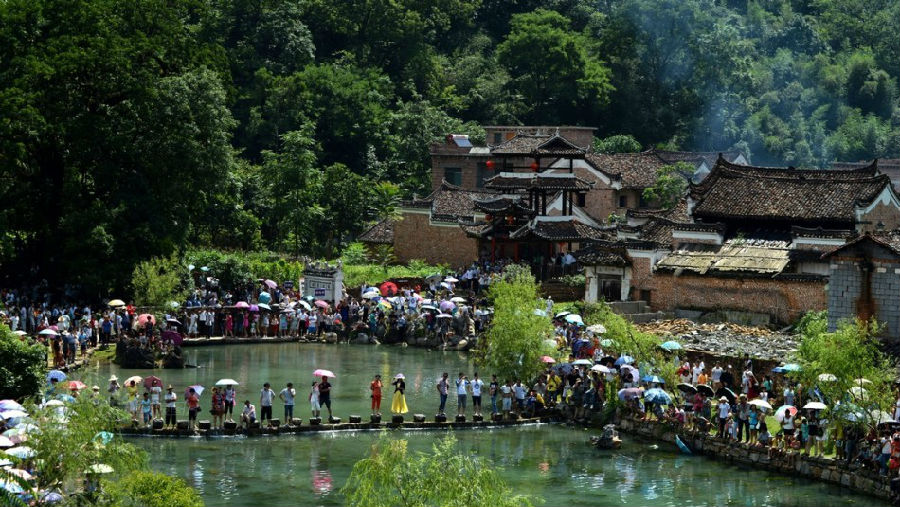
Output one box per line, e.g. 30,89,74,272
0,0,897,296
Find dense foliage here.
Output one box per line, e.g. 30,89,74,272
1,0,897,297
795,312,897,431
479,265,554,382
0,324,45,400
341,435,533,507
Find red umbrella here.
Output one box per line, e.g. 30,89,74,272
143,376,163,389
67,380,87,390
540,356,556,364
136,314,156,326
379,281,398,296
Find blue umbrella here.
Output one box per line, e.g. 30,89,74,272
56,394,75,403
0,401,24,412
642,375,665,384
644,388,673,405
614,355,635,366
772,363,802,374
0,481,24,494
46,370,67,385
565,314,584,325
660,340,682,351
93,432,114,445
41,492,64,503
533,309,548,317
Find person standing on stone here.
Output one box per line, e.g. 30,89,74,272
370,375,383,416
260,382,275,425
471,373,484,417
456,372,469,417
309,381,321,419
164,385,177,429
437,372,449,416
391,375,408,415
489,375,499,414
716,396,730,438
279,382,296,424
318,376,333,420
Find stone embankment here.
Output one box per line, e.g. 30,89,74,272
617,418,895,501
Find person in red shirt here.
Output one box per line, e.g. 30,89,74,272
370,374,383,416
187,388,200,430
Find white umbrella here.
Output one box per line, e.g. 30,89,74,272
849,386,869,400
362,292,379,300
854,378,873,386
869,410,895,424
591,364,611,374
394,373,405,380
748,399,773,410
86,464,114,474
4,447,35,459
12,331,26,336
572,359,592,366
817,373,837,382
450,297,467,303
107,299,125,307
38,329,59,336
444,277,458,283
802,402,827,410
215,379,239,386
42,400,64,408
297,300,312,310
586,324,607,334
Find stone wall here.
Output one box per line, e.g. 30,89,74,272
651,273,827,325
617,418,894,500
828,257,900,339
393,212,479,267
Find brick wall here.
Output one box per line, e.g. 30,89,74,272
628,255,656,301
393,212,479,267
651,273,826,324
430,146,484,191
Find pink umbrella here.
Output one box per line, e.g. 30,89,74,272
235,301,250,309
143,376,163,389
541,356,556,364
50,325,59,331
137,314,156,326
439,300,455,312
185,385,204,397
249,304,259,312
314,300,329,309
313,369,335,378
263,279,277,289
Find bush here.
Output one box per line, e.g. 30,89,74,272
0,324,45,400
593,134,642,154
341,242,369,265
107,471,203,507
132,253,192,308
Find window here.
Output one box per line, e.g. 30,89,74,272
444,167,462,186
638,194,649,208
476,162,488,188
492,132,502,145
618,195,627,208
576,193,586,207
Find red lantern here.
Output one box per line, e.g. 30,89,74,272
485,160,495,170
530,161,539,171
485,214,492,221
506,216,514,225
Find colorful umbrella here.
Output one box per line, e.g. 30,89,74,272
599,339,615,347
143,376,163,389
249,304,260,312
379,282,398,296
0,401,24,412
235,301,250,309
55,394,75,403
0,480,24,494
660,340,682,351
136,314,156,326
258,303,272,311
258,292,272,304
313,369,335,378
314,300,329,309
123,376,143,387
46,370,66,384
263,279,277,289
540,356,556,364
185,385,204,397
564,314,584,325
614,355,635,366
748,399,773,410
775,405,798,423
66,381,87,391
439,300,455,312
644,388,673,405
93,432,114,445
643,375,665,384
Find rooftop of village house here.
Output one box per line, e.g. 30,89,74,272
509,216,615,242
357,218,394,244
483,171,594,191
689,158,891,225
401,180,497,221
471,196,535,216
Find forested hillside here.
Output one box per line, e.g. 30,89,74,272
1,0,897,293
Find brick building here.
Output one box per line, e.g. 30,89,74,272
579,157,900,325
823,233,900,340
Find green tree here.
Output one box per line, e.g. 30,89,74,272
642,162,690,208
131,254,193,308
106,471,204,507
480,264,553,382
497,9,613,124
341,435,533,507
370,182,404,223
593,134,642,153
0,324,45,400
795,314,897,432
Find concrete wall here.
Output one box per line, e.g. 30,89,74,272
651,273,827,324
828,258,900,338
393,212,478,268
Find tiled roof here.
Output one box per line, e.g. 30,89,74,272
532,135,587,157
358,219,394,244
574,241,631,266
656,237,792,275
690,159,890,225
484,172,593,191
585,151,669,189
427,180,497,219
472,197,535,216
832,159,900,172
626,199,690,222
653,150,744,169
790,226,854,239
510,217,614,241
822,231,900,258
490,134,550,155
458,219,494,239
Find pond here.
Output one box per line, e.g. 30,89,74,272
86,344,886,507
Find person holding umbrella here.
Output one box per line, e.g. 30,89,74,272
318,376,333,420
391,374,408,415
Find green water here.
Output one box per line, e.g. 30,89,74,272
87,344,886,507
